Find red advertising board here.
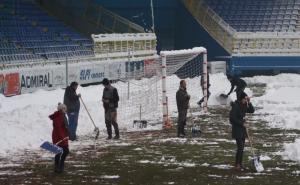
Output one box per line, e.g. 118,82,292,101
0,73,20,96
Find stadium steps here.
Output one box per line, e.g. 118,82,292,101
297,10,300,32
181,0,235,54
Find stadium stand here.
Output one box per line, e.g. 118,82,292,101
182,0,300,75
204,0,300,32
1,0,300,75
0,0,94,63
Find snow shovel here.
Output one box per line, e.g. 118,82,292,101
219,93,228,98
246,128,264,173
40,137,68,154
133,105,147,128
80,96,100,140
188,107,201,137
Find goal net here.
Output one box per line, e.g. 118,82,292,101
115,47,208,129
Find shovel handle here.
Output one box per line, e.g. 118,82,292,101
55,137,69,145
245,127,255,156
80,96,100,140
79,96,97,129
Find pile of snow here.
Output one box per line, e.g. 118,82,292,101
248,74,300,129
246,74,300,162
283,138,300,162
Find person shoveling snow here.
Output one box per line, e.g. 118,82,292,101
229,92,255,172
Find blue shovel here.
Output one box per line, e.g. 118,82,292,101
40,137,68,154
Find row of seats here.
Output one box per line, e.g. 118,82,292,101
0,42,15,48
214,7,299,16
0,48,29,55
209,0,298,6
3,36,70,42
225,14,298,21
0,50,94,63
21,41,84,48
211,4,300,11
237,26,296,32
33,46,91,54
228,19,297,26
44,51,94,60
0,54,43,63
0,21,69,27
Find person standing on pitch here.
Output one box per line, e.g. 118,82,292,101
225,74,247,100
64,81,81,141
102,78,120,140
176,80,190,137
49,103,69,173
229,92,254,172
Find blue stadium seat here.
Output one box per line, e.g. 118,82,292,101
0,0,94,63
205,0,300,32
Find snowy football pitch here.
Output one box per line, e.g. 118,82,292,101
1,107,300,185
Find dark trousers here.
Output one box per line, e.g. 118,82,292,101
67,112,79,141
236,87,246,100
177,110,187,136
235,138,245,166
55,147,69,171
105,109,119,137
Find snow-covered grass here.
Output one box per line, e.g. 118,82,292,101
0,102,299,185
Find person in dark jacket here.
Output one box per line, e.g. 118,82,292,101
176,80,190,137
63,81,81,141
229,91,254,172
197,69,211,106
226,74,247,100
102,78,120,140
49,103,69,173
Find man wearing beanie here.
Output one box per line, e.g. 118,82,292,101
102,78,120,140
229,91,254,172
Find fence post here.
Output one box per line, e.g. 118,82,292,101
202,50,208,113
161,53,170,128
66,57,68,87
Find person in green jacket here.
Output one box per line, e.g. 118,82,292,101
229,91,254,171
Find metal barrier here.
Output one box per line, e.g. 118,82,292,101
91,33,157,58
181,0,235,54
233,32,300,55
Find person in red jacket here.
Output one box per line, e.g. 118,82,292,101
49,103,69,173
